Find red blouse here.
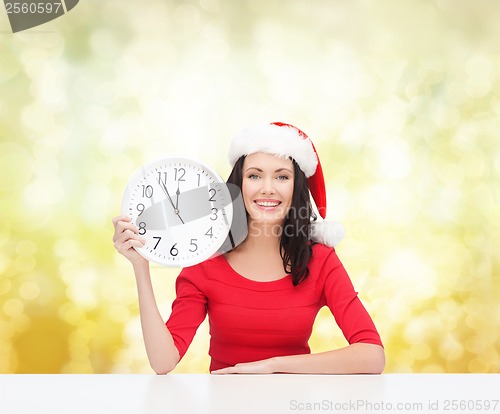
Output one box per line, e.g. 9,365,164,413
166,243,382,372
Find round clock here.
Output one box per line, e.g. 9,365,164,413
121,157,235,267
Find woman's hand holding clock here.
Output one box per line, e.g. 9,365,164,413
112,215,148,267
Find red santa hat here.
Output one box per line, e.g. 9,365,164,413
228,122,345,247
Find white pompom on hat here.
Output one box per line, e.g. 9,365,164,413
228,122,344,247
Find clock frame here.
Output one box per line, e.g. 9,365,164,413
121,157,234,267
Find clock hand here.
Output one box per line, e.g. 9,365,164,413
159,180,185,224
172,184,235,224
175,181,180,210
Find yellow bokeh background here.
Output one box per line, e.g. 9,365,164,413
1,0,499,373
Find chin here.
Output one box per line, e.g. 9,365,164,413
248,212,286,228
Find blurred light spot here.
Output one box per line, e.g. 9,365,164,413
82,105,110,131
108,304,131,324
436,299,461,330
466,77,491,98
69,344,90,359
0,227,9,249
421,364,445,373
460,152,486,179
434,104,460,130
468,358,490,372
2,299,24,318
23,175,64,210
19,281,41,301
11,314,31,333
444,81,466,106
59,261,81,288
376,140,411,179
89,29,120,58
58,304,85,326
65,269,98,308
30,65,67,109
0,278,12,296
0,253,11,277
394,349,415,371
15,240,37,256
102,281,136,305
430,184,462,223
439,334,464,361
404,317,430,344
0,340,13,372
0,320,14,339
462,229,486,249
494,151,500,176
0,143,32,191
380,249,436,301
109,154,135,180
54,239,80,258
411,342,431,360
364,184,417,224
464,55,492,99
32,155,59,178
123,316,143,345
15,255,36,273
174,4,201,38
199,0,219,13
79,183,112,225
202,27,229,62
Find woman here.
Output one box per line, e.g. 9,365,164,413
112,122,385,374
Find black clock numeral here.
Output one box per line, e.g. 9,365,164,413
205,227,213,238
137,203,145,216
138,222,147,235
210,208,218,221
142,185,153,198
157,172,168,188
170,243,179,256
189,239,198,252
208,188,216,202
153,237,161,249
174,168,186,181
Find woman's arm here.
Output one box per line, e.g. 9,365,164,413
211,343,385,375
133,261,180,374
112,216,180,374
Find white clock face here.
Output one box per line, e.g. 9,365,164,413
121,157,233,267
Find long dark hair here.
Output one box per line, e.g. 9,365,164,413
226,155,316,286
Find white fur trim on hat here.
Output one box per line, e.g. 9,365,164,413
228,124,318,177
310,221,345,247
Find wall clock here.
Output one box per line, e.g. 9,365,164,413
121,157,239,267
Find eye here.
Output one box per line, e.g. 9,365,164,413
248,174,260,180
277,175,290,180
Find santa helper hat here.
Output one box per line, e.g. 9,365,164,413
228,122,345,247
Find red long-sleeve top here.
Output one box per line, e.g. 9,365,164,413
166,243,382,372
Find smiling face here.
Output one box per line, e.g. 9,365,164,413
241,152,295,227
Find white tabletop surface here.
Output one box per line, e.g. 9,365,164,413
0,374,499,414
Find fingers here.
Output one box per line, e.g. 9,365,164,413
210,368,232,375
112,215,145,251
112,215,130,227
112,216,139,238
115,237,145,255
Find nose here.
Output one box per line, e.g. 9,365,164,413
260,177,275,194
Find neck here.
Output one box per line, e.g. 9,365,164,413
244,219,283,253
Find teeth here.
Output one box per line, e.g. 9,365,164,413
256,201,280,207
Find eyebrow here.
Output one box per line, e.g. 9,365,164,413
244,167,294,174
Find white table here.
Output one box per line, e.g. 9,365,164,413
0,374,498,414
